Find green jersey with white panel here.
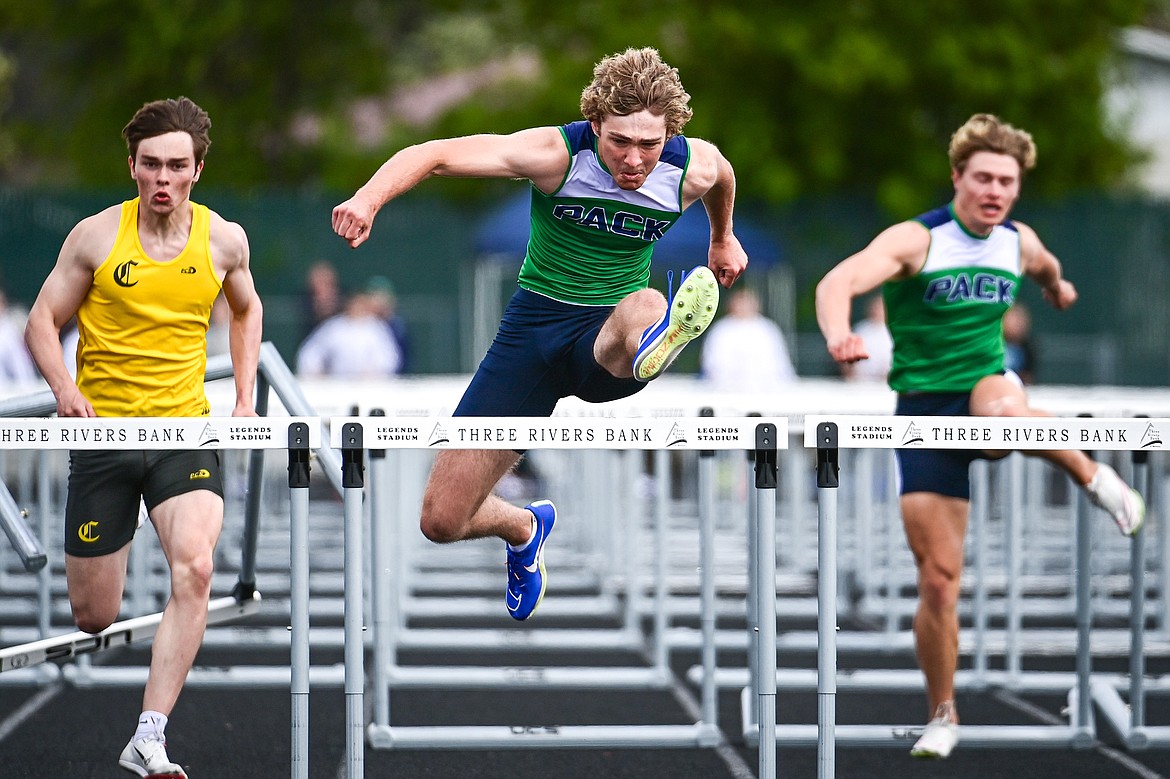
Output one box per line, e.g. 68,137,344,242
518,121,689,305
883,203,1021,393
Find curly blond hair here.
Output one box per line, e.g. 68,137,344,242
948,113,1036,173
579,47,693,137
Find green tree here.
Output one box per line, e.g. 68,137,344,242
0,0,1154,216
445,0,1151,214
0,0,411,185
0,45,15,174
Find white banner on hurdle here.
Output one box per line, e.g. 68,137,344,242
330,415,788,450
0,416,320,450
804,414,1167,451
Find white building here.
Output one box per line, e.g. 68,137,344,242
1111,27,1170,197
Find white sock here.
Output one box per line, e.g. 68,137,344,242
133,710,168,742
1086,463,1105,493
507,515,538,552
1085,463,1116,503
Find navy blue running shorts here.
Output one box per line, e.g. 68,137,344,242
894,392,984,500
454,287,646,420
64,449,224,557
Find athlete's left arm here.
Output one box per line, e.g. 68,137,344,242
683,138,748,288
1017,221,1077,311
213,214,263,416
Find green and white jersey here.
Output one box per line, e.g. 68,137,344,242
883,203,1021,393
517,121,689,305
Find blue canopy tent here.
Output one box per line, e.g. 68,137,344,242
464,191,792,371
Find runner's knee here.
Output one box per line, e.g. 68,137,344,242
419,500,467,544
971,373,1028,417
918,561,962,613
72,601,119,634
170,553,215,601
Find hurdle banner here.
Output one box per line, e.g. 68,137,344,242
330,415,778,450
804,414,1167,451
0,416,321,450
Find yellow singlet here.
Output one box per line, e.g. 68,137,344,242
76,198,222,417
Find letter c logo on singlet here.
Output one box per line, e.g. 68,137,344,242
77,521,101,543
114,260,139,288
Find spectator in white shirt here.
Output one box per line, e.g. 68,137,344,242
0,288,38,386
296,285,402,378
700,287,796,391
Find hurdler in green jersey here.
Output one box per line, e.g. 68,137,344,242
815,113,1145,764
333,47,747,624
883,202,1020,393
519,120,686,305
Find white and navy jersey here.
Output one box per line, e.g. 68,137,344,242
883,203,1021,393
517,121,690,305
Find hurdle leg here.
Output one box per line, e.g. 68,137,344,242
1162,449,1170,640
234,372,270,602
971,461,990,686
287,423,312,779
0,471,46,574
367,410,392,730
1071,440,1096,746
1129,446,1149,743
815,423,840,779
35,451,52,638
754,423,780,779
340,424,366,778
741,442,760,739
1095,442,1151,749
698,408,719,734
652,449,670,674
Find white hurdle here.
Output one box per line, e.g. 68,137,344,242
0,416,320,779
777,414,1166,779
1092,424,1170,751
329,415,784,776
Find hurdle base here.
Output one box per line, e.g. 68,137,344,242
401,593,620,620
743,723,1097,749
366,722,722,750
1090,679,1157,751
1125,728,1161,751
383,664,673,690
740,685,756,738
392,626,645,652
697,666,1139,695
0,663,60,687
63,662,346,688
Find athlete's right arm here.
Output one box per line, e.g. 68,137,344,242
333,127,570,249
815,221,927,366
24,210,117,417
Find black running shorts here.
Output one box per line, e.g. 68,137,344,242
64,449,223,557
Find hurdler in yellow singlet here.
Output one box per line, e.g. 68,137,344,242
76,198,222,417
